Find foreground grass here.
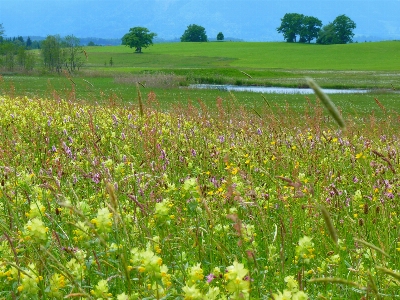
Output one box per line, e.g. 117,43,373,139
0,89,399,299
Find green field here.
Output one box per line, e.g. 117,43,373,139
81,41,400,88
1,41,400,299
1,41,400,117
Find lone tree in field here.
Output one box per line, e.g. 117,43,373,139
217,32,224,41
317,15,356,44
122,27,157,53
180,24,208,42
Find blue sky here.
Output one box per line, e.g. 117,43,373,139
1,0,399,41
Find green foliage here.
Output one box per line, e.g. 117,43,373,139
277,13,306,43
277,13,355,44
217,32,224,41
25,36,32,49
41,35,85,73
277,13,322,43
63,35,84,72
300,16,322,43
0,36,35,72
181,24,208,42
317,15,356,44
121,27,157,53
333,14,356,44
316,23,337,45
0,23,4,42
41,35,65,72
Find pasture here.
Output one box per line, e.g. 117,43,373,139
0,41,399,299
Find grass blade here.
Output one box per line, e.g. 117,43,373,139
306,78,345,128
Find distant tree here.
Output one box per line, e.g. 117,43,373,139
317,15,356,44
217,32,224,41
64,35,84,72
87,41,95,46
2,43,15,71
0,24,4,43
121,27,157,53
180,24,208,42
31,40,41,49
316,23,337,45
277,13,304,42
26,37,32,49
41,35,64,72
299,16,322,43
332,14,356,44
109,57,113,67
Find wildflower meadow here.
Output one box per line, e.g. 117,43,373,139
0,83,399,299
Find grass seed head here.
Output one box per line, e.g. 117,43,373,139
306,78,346,128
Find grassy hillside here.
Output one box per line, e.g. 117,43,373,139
81,41,400,90
85,41,400,71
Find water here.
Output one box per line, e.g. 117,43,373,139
188,84,370,94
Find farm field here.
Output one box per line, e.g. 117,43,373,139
0,41,400,299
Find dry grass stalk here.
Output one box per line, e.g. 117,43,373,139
239,70,252,78
354,238,390,257
309,277,363,289
319,204,338,245
376,266,400,281
306,78,345,128
136,82,144,117
373,97,386,112
106,182,119,224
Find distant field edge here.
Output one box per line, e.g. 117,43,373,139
84,41,400,71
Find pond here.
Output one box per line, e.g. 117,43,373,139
188,84,370,94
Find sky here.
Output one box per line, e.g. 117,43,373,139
1,0,400,41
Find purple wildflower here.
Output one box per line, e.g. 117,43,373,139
206,273,215,283
112,114,118,126
386,192,394,199
160,149,166,160
92,173,101,184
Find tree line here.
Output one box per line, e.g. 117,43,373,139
277,13,356,44
0,23,86,73
0,14,356,73
0,24,37,71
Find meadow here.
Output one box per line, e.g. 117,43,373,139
0,41,400,299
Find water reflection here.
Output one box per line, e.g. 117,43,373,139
189,84,370,94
